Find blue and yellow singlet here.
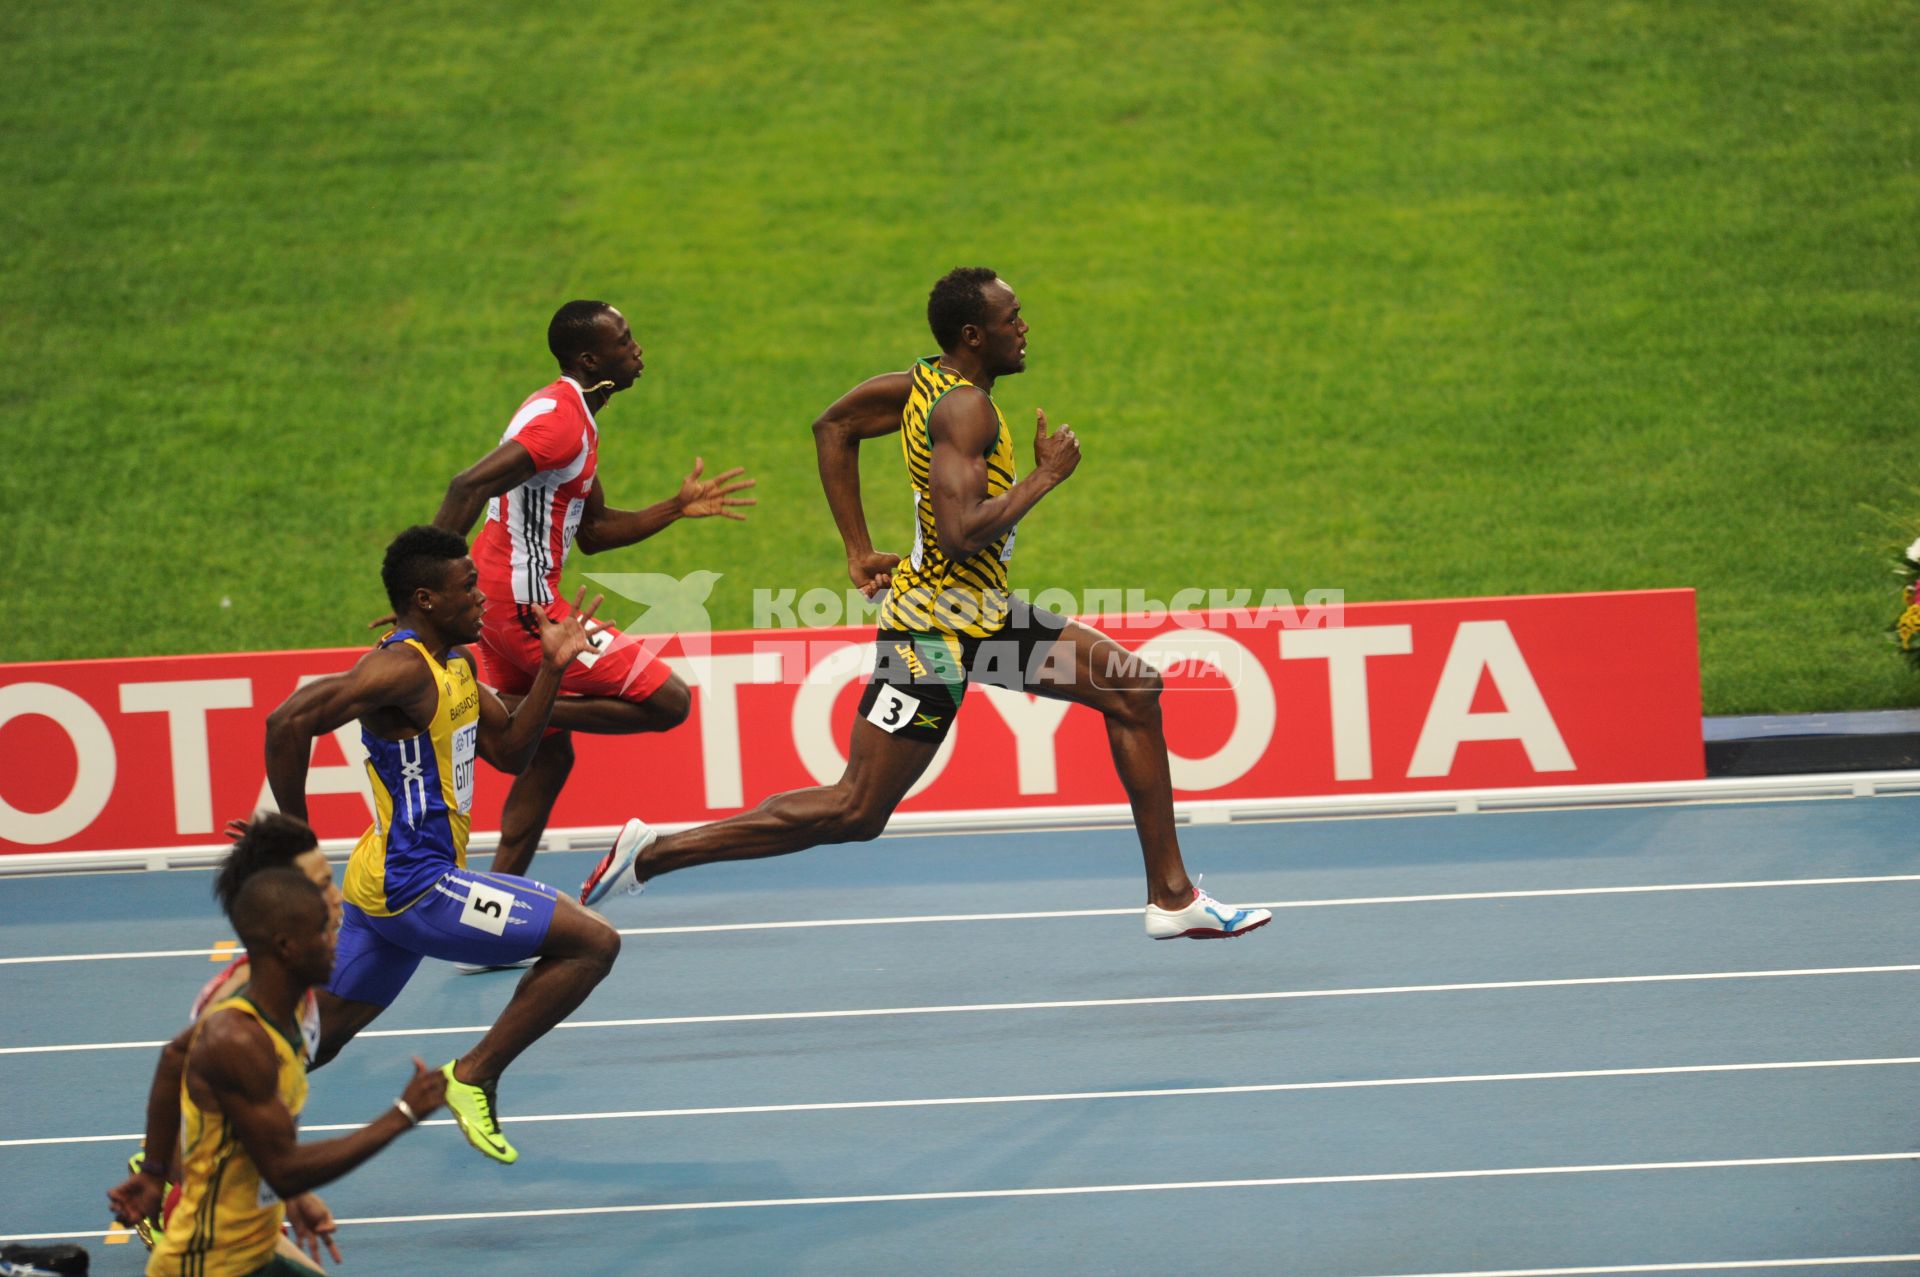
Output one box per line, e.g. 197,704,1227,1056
146,996,308,1277
342,630,479,916
877,357,1019,640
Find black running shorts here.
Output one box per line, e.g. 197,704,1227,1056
854,605,1073,744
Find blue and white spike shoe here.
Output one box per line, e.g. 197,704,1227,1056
580,818,655,907
1144,878,1271,939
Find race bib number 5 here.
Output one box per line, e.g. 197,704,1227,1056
459,878,516,936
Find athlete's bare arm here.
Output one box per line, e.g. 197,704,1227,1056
268,602,600,812
264,649,437,823
104,1025,196,1225
143,1027,192,1167
928,392,1080,559
132,959,247,1184
575,459,757,554
432,441,540,538
813,372,912,597
189,1013,444,1198
457,590,603,772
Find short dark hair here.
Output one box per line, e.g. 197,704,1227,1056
214,812,320,918
927,267,1000,351
381,524,469,614
549,300,616,368
230,868,326,955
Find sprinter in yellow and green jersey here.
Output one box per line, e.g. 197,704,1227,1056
583,269,1270,943
139,868,444,1277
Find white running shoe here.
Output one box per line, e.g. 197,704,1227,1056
1145,880,1272,940
580,818,655,907
452,958,537,974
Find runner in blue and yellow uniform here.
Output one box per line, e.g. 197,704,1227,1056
264,525,622,1165
583,269,1269,942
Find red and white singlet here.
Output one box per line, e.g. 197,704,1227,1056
472,376,600,611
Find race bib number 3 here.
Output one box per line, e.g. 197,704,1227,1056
866,686,921,734
459,878,515,936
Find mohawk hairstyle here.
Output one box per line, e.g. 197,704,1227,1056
213,812,321,919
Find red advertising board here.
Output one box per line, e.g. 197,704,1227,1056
0,590,1702,855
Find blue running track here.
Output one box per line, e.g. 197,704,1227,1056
3,795,1917,1275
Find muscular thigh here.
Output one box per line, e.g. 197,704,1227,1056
842,715,941,808
1022,618,1143,710
857,631,967,744
368,869,562,969
325,903,424,1009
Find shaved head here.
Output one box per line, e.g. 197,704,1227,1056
549,300,617,368
230,868,327,956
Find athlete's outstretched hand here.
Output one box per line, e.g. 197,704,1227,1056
286,1192,342,1266
849,550,901,598
1033,409,1080,484
676,457,758,520
531,589,606,671
401,1055,449,1118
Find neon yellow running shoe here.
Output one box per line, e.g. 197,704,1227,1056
439,1061,518,1164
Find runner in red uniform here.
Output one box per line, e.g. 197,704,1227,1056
435,300,755,875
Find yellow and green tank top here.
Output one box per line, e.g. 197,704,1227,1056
147,996,308,1277
877,357,1019,639
343,630,480,916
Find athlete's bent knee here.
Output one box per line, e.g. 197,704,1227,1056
646,678,692,730
310,993,379,1071
1101,662,1163,726
839,803,893,843
549,899,622,971
584,913,621,969
1125,662,1165,699
310,1032,348,1072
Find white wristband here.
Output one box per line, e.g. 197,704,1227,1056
393,1098,419,1127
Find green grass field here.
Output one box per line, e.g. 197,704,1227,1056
4,0,1917,713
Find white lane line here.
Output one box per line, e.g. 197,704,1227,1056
1355,1257,1920,1277
5,964,1919,1057
614,875,1920,937
0,947,239,965
5,1150,1916,1241
8,1056,1918,1149
5,874,1918,964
